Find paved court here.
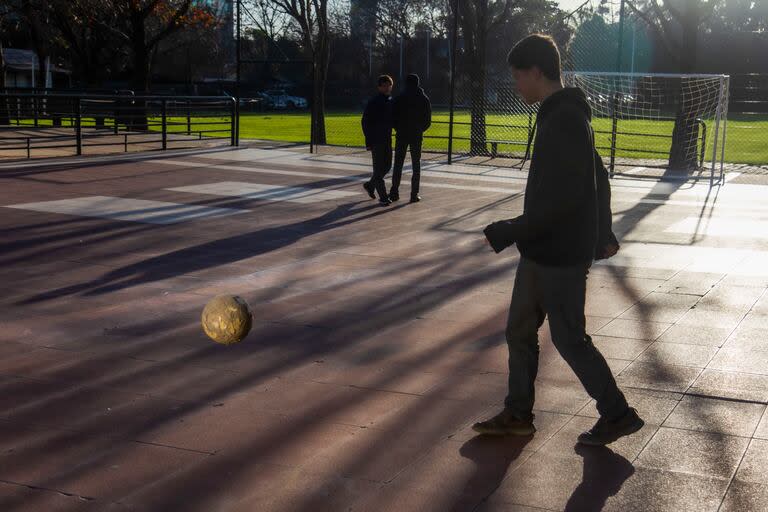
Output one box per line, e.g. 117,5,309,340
2,146,768,511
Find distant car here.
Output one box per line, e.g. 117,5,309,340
261,89,308,110
239,97,264,110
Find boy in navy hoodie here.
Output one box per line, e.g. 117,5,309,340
475,34,643,446
362,75,395,206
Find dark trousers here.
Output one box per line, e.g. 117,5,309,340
368,141,392,200
504,257,628,420
391,135,422,197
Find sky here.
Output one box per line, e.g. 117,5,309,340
557,0,592,13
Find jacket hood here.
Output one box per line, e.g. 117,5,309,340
402,85,426,97
538,87,592,122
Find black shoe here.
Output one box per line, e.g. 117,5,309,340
577,407,644,446
379,199,392,206
410,195,421,203
363,182,375,199
472,409,536,436
389,191,400,202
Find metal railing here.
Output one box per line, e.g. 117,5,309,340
0,92,237,158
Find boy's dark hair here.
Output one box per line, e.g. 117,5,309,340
377,74,394,86
507,34,561,81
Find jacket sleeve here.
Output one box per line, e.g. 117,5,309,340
594,148,619,258
422,95,432,132
391,96,400,133
483,110,592,252
361,99,372,146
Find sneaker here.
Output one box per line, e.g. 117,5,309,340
389,191,400,202
577,407,644,446
472,409,535,436
362,182,375,199
379,199,392,206
410,194,421,203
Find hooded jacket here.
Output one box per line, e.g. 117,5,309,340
392,76,432,138
361,93,393,147
483,87,618,266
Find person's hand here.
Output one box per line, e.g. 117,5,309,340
596,242,619,260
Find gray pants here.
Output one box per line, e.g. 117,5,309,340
504,257,628,420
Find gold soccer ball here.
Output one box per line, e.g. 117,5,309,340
201,295,253,345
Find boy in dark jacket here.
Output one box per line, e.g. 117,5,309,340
474,34,643,446
362,75,395,206
390,73,432,203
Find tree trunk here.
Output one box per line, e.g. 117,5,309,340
130,11,150,131
668,78,702,171
667,1,700,171
468,58,488,156
313,36,330,145
462,0,489,156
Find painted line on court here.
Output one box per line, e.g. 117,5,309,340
151,158,768,212
3,196,248,224
666,217,768,239
150,159,527,194
167,182,358,203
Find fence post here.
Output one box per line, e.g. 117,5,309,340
230,98,236,146
235,0,241,147
609,92,619,178
711,75,726,187
161,99,168,150
75,97,82,156
33,96,39,127
310,61,316,154
447,0,459,164
697,118,707,169
187,100,192,135
114,98,119,135
616,0,626,73
527,110,533,140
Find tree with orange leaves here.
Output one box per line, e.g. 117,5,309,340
109,0,217,93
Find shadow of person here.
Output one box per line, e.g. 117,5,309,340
457,434,533,503
18,200,393,304
564,444,635,512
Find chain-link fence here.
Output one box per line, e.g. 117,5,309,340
727,74,768,168
242,1,768,173
235,60,314,146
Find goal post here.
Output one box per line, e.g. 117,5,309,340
563,72,730,185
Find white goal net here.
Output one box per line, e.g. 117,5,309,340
563,72,729,184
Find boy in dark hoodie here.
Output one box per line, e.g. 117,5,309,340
390,73,432,203
474,34,643,446
362,75,395,206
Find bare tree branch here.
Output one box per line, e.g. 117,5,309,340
626,0,678,56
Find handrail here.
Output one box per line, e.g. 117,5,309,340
0,92,234,101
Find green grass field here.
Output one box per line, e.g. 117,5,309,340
14,111,767,165
236,111,768,165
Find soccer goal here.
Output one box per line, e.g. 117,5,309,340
563,72,730,185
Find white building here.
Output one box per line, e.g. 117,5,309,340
2,48,70,88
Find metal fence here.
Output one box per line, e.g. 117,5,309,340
726,74,768,168
237,2,767,173
0,92,237,158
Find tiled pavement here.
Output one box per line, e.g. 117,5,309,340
2,146,768,511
